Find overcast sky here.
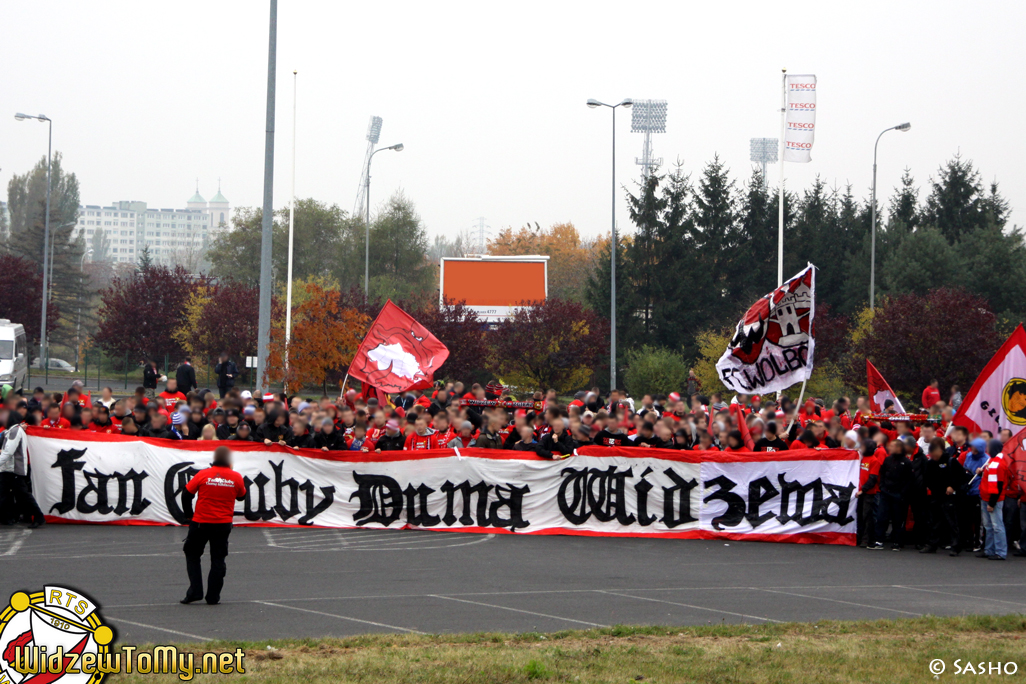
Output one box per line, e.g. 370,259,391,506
2,1,1022,243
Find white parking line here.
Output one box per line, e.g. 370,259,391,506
596,590,782,623
0,529,30,556
896,585,1026,609
255,600,424,633
756,588,922,616
430,595,606,628
107,616,212,641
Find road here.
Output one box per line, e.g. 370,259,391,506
1,524,1023,643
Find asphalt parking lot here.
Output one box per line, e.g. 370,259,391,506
1,524,1023,643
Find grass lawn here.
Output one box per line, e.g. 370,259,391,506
107,615,1026,683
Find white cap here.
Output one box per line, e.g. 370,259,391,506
241,390,252,399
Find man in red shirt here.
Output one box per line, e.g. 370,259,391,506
42,404,70,430
182,446,246,605
922,380,941,410
159,378,188,413
404,414,441,450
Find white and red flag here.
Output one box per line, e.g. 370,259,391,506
954,324,1026,434
716,265,816,395
349,300,450,394
866,360,905,413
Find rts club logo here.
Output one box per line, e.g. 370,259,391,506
1001,378,1026,426
0,586,114,684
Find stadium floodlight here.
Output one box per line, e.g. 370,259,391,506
631,100,668,179
749,137,779,190
630,100,667,134
366,116,383,144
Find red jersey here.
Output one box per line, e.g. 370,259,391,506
43,417,71,430
61,392,92,410
979,455,1009,502
404,431,441,450
367,425,386,442
859,447,886,496
186,464,246,524
89,421,118,435
922,386,941,409
159,391,188,412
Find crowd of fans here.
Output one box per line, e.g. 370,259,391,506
0,358,1022,560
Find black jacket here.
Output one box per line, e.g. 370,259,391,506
593,429,630,447
315,430,347,451
143,364,160,390
141,425,174,440
216,422,240,440
909,450,930,497
375,432,406,452
878,453,913,497
214,359,239,390
513,440,553,459
540,430,575,456
176,363,197,394
256,421,291,444
288,431,316,449
228,432,254,442
923,453,967,499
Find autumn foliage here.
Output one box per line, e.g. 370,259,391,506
0,254,59,345
266,282,370,393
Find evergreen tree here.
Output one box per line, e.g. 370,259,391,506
922,155,989,242
138,245,154,272
888,168,919,233
624,172,665,338
736,168,776,300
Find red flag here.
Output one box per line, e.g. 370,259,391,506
866,360,905,413
348,300,450,394
730,403,754,451
1001,426,1026,501
953,324,1026,433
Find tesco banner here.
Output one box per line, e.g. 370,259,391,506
784,74,816,163
26,428,858,545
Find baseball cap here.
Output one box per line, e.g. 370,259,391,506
241,390,252,399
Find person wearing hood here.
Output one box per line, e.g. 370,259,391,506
257,410,291,446
871,439,913,550
978,438,1010,560
841,429,860,450
961,438,989,552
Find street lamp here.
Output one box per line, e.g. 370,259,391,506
586,98,632,392
14,112,53,366
870,122,911,310
364,142,404,301
75,249,93,371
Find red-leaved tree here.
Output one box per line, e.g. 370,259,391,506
194,280,260,362
490,298,609,393
0,254,59,346
413,298,488,384
95,265,203,362
844,288,1000,394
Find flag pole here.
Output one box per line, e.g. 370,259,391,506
778,68,787,288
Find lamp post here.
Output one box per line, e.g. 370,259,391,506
14,112,52,366
75,249,93,371
587,98,633,392
870,122,911,310
364,143,404,301
285,69,297,392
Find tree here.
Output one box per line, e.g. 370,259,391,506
880,227,963,296
922,155,1000,243
844,288,1000,394
0,254,59,347
94,265,202,361
90,228,112,264
367,191,433,302
137,245,154,272
175,280,260,365
491,298,609,394
205,207,269,285
623,346,689,398
266,281,369,393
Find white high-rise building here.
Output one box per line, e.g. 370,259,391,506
73,187,230,267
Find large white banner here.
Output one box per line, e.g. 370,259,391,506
784,74,816,163
25,428,858,544
717,265,816,395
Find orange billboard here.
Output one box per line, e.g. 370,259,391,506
440,256,548,321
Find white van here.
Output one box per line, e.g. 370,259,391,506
0,321,29,391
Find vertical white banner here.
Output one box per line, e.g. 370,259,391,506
784,74,816,162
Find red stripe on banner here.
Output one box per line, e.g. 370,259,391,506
41,515,854,545
24,426,857,464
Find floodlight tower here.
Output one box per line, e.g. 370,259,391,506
631,100,668,178
749,137,778,190
353,116,383,218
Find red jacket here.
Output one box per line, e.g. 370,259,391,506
186,464,246,524
979,455,1009,504
922,386,941,409
43,417,71,430
159,390,188,412
860,447,886,496
404,431,441,451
